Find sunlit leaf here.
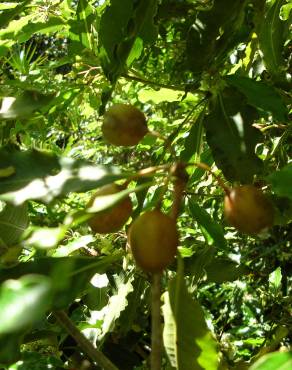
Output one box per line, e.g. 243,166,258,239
0,148,127,205
250,351,292,370
0,274,52,334
162,269,219,370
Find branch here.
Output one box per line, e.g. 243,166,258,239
54,310,119,370
151,272,163,370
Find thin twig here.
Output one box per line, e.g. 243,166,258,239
151,272,163,370
54,310,119,370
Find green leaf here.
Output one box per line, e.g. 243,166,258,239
267,164,292,200
0,333,22,364
250,351,292,370
162,271,218,370
225,75,288,121
205,258,248,283
69,0,95,50
0,203,29,248
99,275,134,341
0,148,127,205
0,91,55,120
203,87,263,182
258,0,288,83
180,110,205,162
0,0,32,29
8,352,64,370
119,276,147,335
0,254,123,310
188,199,227,250
269,266,282,293
186,0,246,74
99,0,158,80
0,274,52,334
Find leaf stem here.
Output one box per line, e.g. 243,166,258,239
54,310,119,370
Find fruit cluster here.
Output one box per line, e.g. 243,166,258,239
86,104,274,273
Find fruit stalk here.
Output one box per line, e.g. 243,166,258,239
151,272,163,370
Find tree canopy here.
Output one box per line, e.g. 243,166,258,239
0,1,291,369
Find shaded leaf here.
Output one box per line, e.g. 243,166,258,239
203,87,263,182
119,276,147,335
267,164,292,200
188,199,227,250
258,0,288,84
0,332,22,364
162,271,218,370
0,91,55,120
186,0,246,74
205,258,248,283
0,148,127,205
225,75,288,121
0,254,122,310
0,203,29,248
180,110,205,162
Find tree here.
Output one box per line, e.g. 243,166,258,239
0,0,291,369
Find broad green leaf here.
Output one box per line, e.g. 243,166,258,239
0,148,127,205
188,199,227,250
184,246,215,283
267,164,292,200
0,254,123,309
205,258,248,283
69,0,95,50
180,110,205,162
250,351,292,370
138,87,183,103
0,91,55,120
0,1,32,29
99,275,134,341
203,87,263,182
258,0,288,83
99,0,158,80
24,226,67,250
0,274,52,334
162,272,219,370
119,276,147,335
186,0,246,74
269,266,282,293
0,333,22,364
225,75,288,121
0,203,29,248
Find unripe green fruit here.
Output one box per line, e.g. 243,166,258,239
224,185,274,235
102,104,148,146
128,210,179,272
87,184,132,234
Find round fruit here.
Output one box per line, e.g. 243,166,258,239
128,210,179,272
102,104,148,146
87,183,132,234
224,185,274,235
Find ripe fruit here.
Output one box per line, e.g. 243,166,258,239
87,183,132,234
128,210,179,272
224,185,274,235
102,103,148,146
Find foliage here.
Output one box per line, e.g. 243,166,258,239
0,0,291,369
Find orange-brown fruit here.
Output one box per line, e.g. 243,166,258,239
128,210,179,272
102,103,148,146
224,185,274,235
87,183,132,234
